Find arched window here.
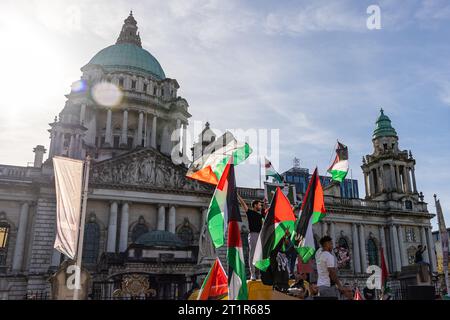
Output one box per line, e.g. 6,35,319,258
0,223,10,266
82,216,100,264
131,216,149,243
367,238,379,266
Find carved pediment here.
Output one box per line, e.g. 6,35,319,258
90,148,213,193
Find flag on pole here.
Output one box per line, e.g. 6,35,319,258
291,168,326,263
186,132,252,185
253,187,296,272
53,156,84,260
206,156,233,248
327,141,349,183
197,258,228,300
435,195,449,293
223,158,248,300
354,287,363,300
264,157,283,183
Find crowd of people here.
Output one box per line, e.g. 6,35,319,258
237,195,388,300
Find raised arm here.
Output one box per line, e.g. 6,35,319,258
237,194,249,212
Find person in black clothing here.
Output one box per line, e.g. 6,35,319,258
237,194,264,280
415,245,427,263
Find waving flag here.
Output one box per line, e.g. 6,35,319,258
253,187,296,272
292,168,326,263
223,159,248,300
354,288,363,300
197,258,228,300
187,132,252,185
327,141,349,183
264,157,283,183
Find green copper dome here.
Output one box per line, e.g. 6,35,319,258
135,230,186,248
86,43,166,80
373,109,397,139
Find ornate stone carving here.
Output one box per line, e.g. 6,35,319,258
91,149,212,192
112,274,156,299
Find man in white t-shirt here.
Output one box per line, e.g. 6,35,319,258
315,236,343,299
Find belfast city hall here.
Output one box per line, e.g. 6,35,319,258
0,13,437,300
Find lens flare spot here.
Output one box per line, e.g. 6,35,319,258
71,79,87,93
91,82,123,107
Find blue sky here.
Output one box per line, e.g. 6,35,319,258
1,0,450,229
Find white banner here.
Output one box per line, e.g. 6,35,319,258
53,156,84,260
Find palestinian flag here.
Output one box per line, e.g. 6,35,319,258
197,258,228,300
253,187,296,272
186,132,252,185
264,157,283,183
327,141,349,183
291,168,326,263
224,160,248,300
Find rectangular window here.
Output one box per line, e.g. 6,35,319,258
119,78,124,87
161,88,165,96
113,136,120,148
153,87,157,95
143,83,148,92
127,137,133,148
131,80,136,89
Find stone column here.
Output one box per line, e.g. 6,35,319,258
68,134,76,158
136,111,144,147
352,223,361,274
107,201,118,253
379,225,388,272
119,202,129,252
390,224,401,272
359,224,368,272
426,227,437,273
58,132,65,155
403,166,411,193
364,172,370,197
395,165,401,192
369,170,376,195
80,104,86,125
120,109,128,146
397,225,407,267
406,167,412,193
105,108,113,146
411,167,418,193
378,164,386,192
329,222,336,248
157,204,166,231
168,206,176,234
48,130,56,158
182,124,187,157
151,115,157,148
389,164,396,191
321,221,328,237
420,227,430,263
12,202,30,271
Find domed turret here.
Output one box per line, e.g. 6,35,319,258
372,108,397,139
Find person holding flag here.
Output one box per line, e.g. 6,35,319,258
237,194,264,281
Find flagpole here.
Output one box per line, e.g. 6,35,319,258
73,155,91,300
258,156,262,189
